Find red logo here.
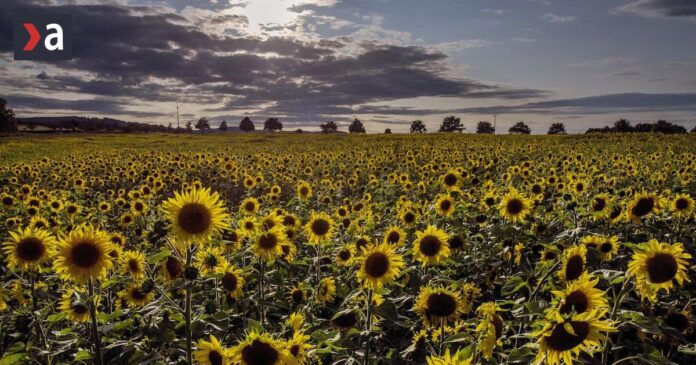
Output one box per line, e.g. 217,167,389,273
22,23,41,51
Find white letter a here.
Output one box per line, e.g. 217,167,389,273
44,23,63,51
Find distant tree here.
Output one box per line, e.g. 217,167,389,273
476,121,495,134
219,120,228,131
186,120,193,133
384,128,392,134
320,121,338,133
239,117,255,132
295,129,303,133
263,117,283,132
653,120,686,134
349,118,366,133
547,122,567,135
167,122,172,132
509,121,531,135
692,125,696,133
0,98,18,132
439,115,464,133
195,117,210,131
613,119,632,133
410,120,427,134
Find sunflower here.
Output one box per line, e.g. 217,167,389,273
627,191,662,223
414,285,465,326
286,312,305,333
534,310,616,365
288,284,307,305
671,193,694,218
3,226,56,271
194,335,230,365
28,216,49,230
162,255,184,282
239,197,260,216
252,226,288,263
398,206,420,227
440,170,462,191
412,225,450,266
304,211,335,245
240,216,259,237
382,225,406,246
498,188,532,223
588,193,612,220
230,330,293,365
435,194,455,217
596,236,620,261
121,250,146,279
53,225,113,283
335,245,355,266
287,330,312,364
58,288,92,322
627,240,691,302
331,309,359,330
316,276,336,304
162,187,230,243
550,275,607,316
297,180,312,201
121,284,153,307
217,263,245,300
557,245,587,282
476,302,504,360
357,243,405,289
195,245,226,277
426,348,472,365
130,199,148,216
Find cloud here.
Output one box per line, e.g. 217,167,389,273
617,0,696,19
541,13,578,23
566,58,633,70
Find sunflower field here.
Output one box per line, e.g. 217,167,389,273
0,132,695,365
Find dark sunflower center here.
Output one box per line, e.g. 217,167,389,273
492,315,504,339
283,216,296,226
675,198,689,211
646,253,678,284
311,219,330,236
128,259,140,273
632,197,654,217
338,250,351,261
565,255,584,281
419,236,442,257
244,202,255,212
241,339,279,365
258,234,278,249
404,212,415,223
16,237,46,262
177,203,212,235
559,290,589,314
292,289,304,303
600,242,613,253
444,174,457,186
545,321,590,352
449,236,464,250
356,238,368,251
426,293,457,317
440,200,451,211
665,312,690,332
593,198,606,212
71,241,101,268
72,303,89,314
364,252,390,277
208,350,223,365
300,187,309,196
290,345,300,357
332,312,358,328
387,231,400,244
2,197,12,205
506,199,524,215
166,256,183,278
221,273,238,291
485,197,495,206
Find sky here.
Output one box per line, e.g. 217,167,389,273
1,0,696,133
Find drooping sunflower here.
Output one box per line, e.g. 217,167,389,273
550,275,607,316
287,331,312,364
356,243,405,289
194,335,230,365
304,211,335,245
58,287,92,323
121,250,146,279
557,245,587,282
412,225,450,266
498,188,532,223
121,284,153,307
671,193,694,218
161,187,230,243
316,276,336,305
53,225,113,283
627,240,691,302
426,348,472,365
218,263,245,300
230,330,293,365
162,255,184,282
627,191,662,223
414,285,465,326
252,226,288,263
3,226,56,271
534,310,616,365
475,302,504,360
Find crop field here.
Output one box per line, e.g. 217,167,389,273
0,133,695,365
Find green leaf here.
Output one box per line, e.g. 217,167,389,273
148,248,171,264
0,354,28,365
75,350,92,361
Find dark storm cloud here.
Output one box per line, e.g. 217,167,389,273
619,0,696,18
6,94,165,118
0,0,547,122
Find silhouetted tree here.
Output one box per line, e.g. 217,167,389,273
410,120,427,133
384,128,392,134
295,129,303,133
239,117,255,132
349,118,366,133
320,121,338,133
195,118,210,131
476,121,495,134
692,125,696,133
613,119,632,133
264,117,283,132
186,120,193,133
167,123,172,132
219,120,228,131
0,98,18,132
509,121,531,135
547,122,567,135
439,115,464,132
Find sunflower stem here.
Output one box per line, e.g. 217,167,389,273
185,248,193,365
30,274,50,365
364,289,373,365
88,278,103,365
259,260,266,325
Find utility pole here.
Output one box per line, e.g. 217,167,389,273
176,104,180,130
493,114,497,134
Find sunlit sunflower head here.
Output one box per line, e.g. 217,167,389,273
316,276,336,305
58,287,92,323
412,225,450,267
195,245,226,277
53,225,113,283
534,310,616,365
357,243,405,289
286,330,312,365
304,211,335,245
286,312,306,333
296,180,313,201
414,285,465,326
252,226,288,264
162,187,230,243
194,335,230,365
627,240,691,302
426,348,472,365
550,275,607,316
627,191,662,223
440,170,462,191
281,213,301,229
588,193,612,220
230,330,293,365
217,263,245,300
3,226,56,271
260,212,283,231
335,245,355,266
121,250,146,279
558,245,587,282
435,194,456,217
239,197,260,216
671,193,694,218
240,216,259,237
498,188,532,223
382,225,406,246
399,206,420,227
